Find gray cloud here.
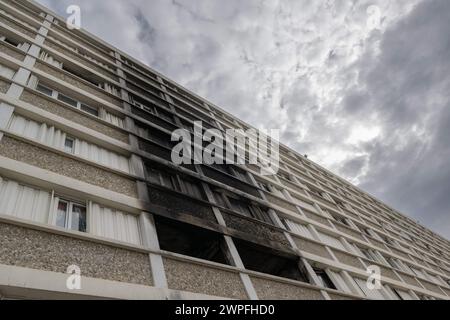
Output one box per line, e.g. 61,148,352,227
36,0,450,239
346,0,450,237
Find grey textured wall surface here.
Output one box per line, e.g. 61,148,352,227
377,264,401,281
366,237,387,250
303,210,332,227
293,236,333,260
0,136,137,197
418,279,444,295
334,224,365,242
332,250,365,269
0,42,26,61
327,292,359,300
398,272,423,287
20,90,129,143
0,78,10,93
0,14,36,38
0,222,153,285
264,193,298,212
163,258,248,299
250,276,324,300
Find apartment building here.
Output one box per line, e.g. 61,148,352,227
0,0,450,300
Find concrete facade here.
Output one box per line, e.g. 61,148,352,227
0,0,449,301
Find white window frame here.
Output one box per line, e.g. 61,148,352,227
64,136,75,154
35,83,99,118
55,198,87,233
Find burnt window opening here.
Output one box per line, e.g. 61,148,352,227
231,167,251,184
146,163,206,200
136,121,173,148
131,94,173,124
227,196,274,225
155,216,229,265
201,165,260,198
234,239,308,282
126,73,162,98
313,268,336,290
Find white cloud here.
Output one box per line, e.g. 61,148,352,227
37,0,450,238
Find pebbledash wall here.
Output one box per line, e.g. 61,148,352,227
0,0,449,301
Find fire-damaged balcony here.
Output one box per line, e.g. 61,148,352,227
131,104,177,132
233,238,309,282
146,185,217,224
155,216,229,265
144,161,217,223
201,164,261,198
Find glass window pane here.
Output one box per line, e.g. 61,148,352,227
36,84,53,96
71,204,87,232
56,201,68,228
80,104,99,117
147,167,162,185
64,138,74,153
57,93,78,107
161,172,174,189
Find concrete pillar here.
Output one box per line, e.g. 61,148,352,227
199,179,259,300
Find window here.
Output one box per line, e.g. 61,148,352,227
314,269,336,289
229,198,252,218
319,232,346,251
62,64,99,86
213,191,227,207
278,171,292,182
36,84,53,96
81,103,99,117
147,165,205,199
56,199,87,233
155,216,229,264
393,288,414,300
387,257,403,271
234,239,308,282
228,197,273,224
64,137,75,153
333,215,350,227
2,36,20,47
257,181,271,192
57,92,78,107
285,220,313,239
411,267,426,279
35,82,99,118
232,168,250,183
354,278,386,300
359,247,380,262
182,179,205,200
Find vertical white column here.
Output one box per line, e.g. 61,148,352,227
199,177,259,300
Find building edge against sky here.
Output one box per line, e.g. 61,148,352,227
0,0,449,300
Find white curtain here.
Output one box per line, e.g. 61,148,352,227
0,63,16,79
8,114,66,149
285,219,313,240
89,202,141,245
319,232,346,251
0,176,51,224
354,278,386,300
328,270,353,294
8,114,131,174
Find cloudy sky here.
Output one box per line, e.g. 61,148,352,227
37,0,450,239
